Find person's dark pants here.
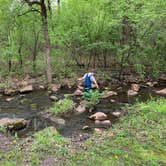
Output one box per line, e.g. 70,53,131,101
84,87,91,92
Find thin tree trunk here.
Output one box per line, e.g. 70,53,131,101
104,50,107,68
8,59,12,72
119,16,130,80
41,0,52,84
93,50,96,68
18,44,23,69
32,34,39,72
57,0,60,13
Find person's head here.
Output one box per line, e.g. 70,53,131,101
90,68,96,75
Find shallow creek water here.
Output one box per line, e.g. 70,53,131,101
0,85,165,140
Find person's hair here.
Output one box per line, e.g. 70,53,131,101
91,68,96,73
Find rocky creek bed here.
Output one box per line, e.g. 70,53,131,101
0,82,165,153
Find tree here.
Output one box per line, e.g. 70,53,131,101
23,0,52,84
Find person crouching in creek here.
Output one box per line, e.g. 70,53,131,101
78,69,99,92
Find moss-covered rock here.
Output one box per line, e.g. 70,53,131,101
0,118,27,130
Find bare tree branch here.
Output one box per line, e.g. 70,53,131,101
24,0,41,6
18,8,41,16
47,0,52,15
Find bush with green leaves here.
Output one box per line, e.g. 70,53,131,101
83,90,101,107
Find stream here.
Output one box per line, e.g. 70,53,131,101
0,84,165,141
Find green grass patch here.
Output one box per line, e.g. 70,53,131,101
1,97,165,165
49,97,74,115
136,97,166,113
66,97,166,166
0,127,69,165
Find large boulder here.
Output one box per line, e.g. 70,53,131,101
101,91,117,99
76,104,86,113
38,85,45,90
5,97,14,102
155,88,166,95
19,85,33,93
146,81,158,87
19,81,28,87
127,89,138,96
73,89,83,96
89,112,107,121
131,83,140,92
76,100,88,113
4,88,18,96
49,95,58,101
0,118,27,130
50,84,61,92
95,120,111,127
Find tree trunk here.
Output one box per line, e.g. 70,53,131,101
57,0,60,12
103,50,107,68
8,59,12,72
41,0,52,84
18,44,23,69
32,34,39,72
119,16,130,80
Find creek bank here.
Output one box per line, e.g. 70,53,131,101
0,73,165,139
0,75,77,96
0,82,165,163
0,72,165,97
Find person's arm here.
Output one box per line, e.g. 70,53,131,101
93,79,99,89
77,77,84,81
78,73,86,82
90,75,99,89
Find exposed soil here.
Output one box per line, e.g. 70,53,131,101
0,132,13,153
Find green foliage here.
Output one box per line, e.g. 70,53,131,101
51,0,166,76
103,73,111,81
0,97,166,165
50,97,74,115
0,0,165,79
83,90,101,107
1,127,69,165
32,127,67,150
0,126,6,133
136,97,166,113
30,127,68,164
66,97,166,165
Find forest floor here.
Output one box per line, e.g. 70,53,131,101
0,71,166,165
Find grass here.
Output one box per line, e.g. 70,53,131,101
0,126,6,133
49,97,74,115
0,127,69,166
1,97,166,166
66,97,166,166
